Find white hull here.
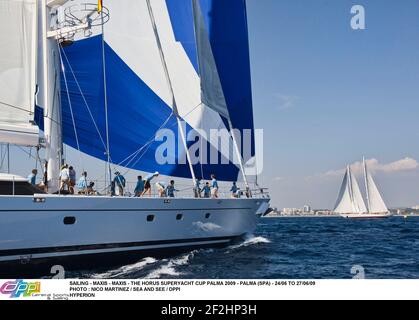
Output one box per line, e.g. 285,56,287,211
0,195,269,277
340,212,393,219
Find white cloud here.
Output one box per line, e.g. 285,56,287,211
320,157,419,178
274,176,285,181
274,93,299,110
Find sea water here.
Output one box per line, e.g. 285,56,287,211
68,217,419,279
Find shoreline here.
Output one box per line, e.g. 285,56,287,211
263,215,339,218
263,214,419,219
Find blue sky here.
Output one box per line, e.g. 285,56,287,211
2,0,418,209
247,0,419,208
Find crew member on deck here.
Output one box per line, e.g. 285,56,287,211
69,166,76,194
77,171,88,194
59,164,70,192
27,169,38,186
156,181,167,198
166,180,178,198
142,172,159,197
211,174,219,198
134,176,145,197
113,172,126,196
194,179,202,198
87,182,96,195
202,182,211,198
230,182,240,198
42,161,48,192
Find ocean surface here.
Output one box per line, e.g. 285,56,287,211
69,217,419,279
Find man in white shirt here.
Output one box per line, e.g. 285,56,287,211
59,164,70,192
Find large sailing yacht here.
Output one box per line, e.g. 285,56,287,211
334,159,392,219
0,0,270,277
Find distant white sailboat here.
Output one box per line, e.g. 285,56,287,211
334,159,392,219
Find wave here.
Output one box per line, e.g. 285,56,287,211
228,235,271,250
90,257,158,279
144,251,197,279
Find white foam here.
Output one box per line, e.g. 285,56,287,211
91,257,158,279
144,251,196,279
228,235,271,250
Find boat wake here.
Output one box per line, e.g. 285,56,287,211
144,251,197,279
227,235,271,251
87,251,198,279
84,236,269,279
90,257,158,279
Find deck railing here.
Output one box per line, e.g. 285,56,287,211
2,176,269,199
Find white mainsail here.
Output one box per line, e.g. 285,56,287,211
0,0,39,146
334,166,367,214
364,161,388,213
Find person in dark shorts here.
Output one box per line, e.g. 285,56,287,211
142,172,159,197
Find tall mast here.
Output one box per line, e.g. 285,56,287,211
146,0,197,186
101,1,112,191
347,166,356,212
42,0,62,193
363,157,371,213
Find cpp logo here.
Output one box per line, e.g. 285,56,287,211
0,280,41,298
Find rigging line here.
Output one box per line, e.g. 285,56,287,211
101,115,174,182
101,3,112,189
121,101,205,176
58,42,83,171
116,113,175,177
60,44,108,153
40,70,63,128
121,107,204,178
16,145,37,160
110,99,203,170
33,146,42,173
88,112,173,188
146,0,196,184
201,101,255,185
199,108,204,180
0,101,35,115
0,145,6,171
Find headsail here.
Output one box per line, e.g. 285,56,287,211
334,166,367,214
57,0,255,181
169,0,255,160
0,0,39,146
191,0,229,120
364,162,388,213
334,167,354,214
